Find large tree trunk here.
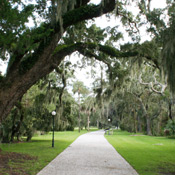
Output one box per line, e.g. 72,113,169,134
0,31,61,124
157,114,162,135
10,103,24,142
97,120,99,128
0,0,116,124
145,104,152,136
146,115,152,136
168,100,173,120
135,96,152,135
134,109,138,133
137,115,142,132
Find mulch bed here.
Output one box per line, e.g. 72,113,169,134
0,148,37,175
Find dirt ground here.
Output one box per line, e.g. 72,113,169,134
0,148,37,175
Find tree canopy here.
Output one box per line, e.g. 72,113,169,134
0,0,175,126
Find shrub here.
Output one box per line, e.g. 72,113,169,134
66,125,74,131
165,120,175,136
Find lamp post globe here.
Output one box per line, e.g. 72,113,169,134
52,111,56,116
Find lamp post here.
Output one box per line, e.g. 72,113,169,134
108,118,111,128
51,111,56,148
108,118,111,135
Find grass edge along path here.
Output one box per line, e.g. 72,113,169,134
0,129,97,175
105,130,175,175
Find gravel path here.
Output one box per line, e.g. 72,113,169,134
37,130,138,175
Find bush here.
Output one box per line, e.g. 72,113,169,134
164,129,170,136
120,117,135,133
66,125,74,131
165,120,175,136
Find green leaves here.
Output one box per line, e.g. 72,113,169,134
165,120,175,135
73,81,89,96
162,8,175,93
0,0,34,60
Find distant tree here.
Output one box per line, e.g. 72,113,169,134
73,81,89,132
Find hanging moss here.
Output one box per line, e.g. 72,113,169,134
53,42,136,65
99,45,121,57
15,1,115,75
86,42,98,49
53,42,88,56
53,44,70,54
18,3,98,75
162,19,175,94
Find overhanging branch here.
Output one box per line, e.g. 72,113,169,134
52,42,141,67
138,73,167,95
63,0,116,29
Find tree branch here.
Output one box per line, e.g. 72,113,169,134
53,42,142,67
151,108,161,120
116,8,139,33
5,0,116,79
138,73,167,95
62,0,116,29
75,0,90,8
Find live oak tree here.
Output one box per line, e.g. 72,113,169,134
73,81,89,132
0,0,117,123
0,0,153,123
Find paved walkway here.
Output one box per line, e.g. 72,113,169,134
37,131,138,175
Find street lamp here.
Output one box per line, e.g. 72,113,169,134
51,111,56,148
108,118,111,135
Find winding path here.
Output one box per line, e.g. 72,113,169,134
37,130,138,175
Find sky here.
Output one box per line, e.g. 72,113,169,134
0,0,167,88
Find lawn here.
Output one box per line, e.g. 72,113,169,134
105,130,175,175
0,129,94,175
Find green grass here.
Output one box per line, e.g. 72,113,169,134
105,130,175,175
0,129,94,175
